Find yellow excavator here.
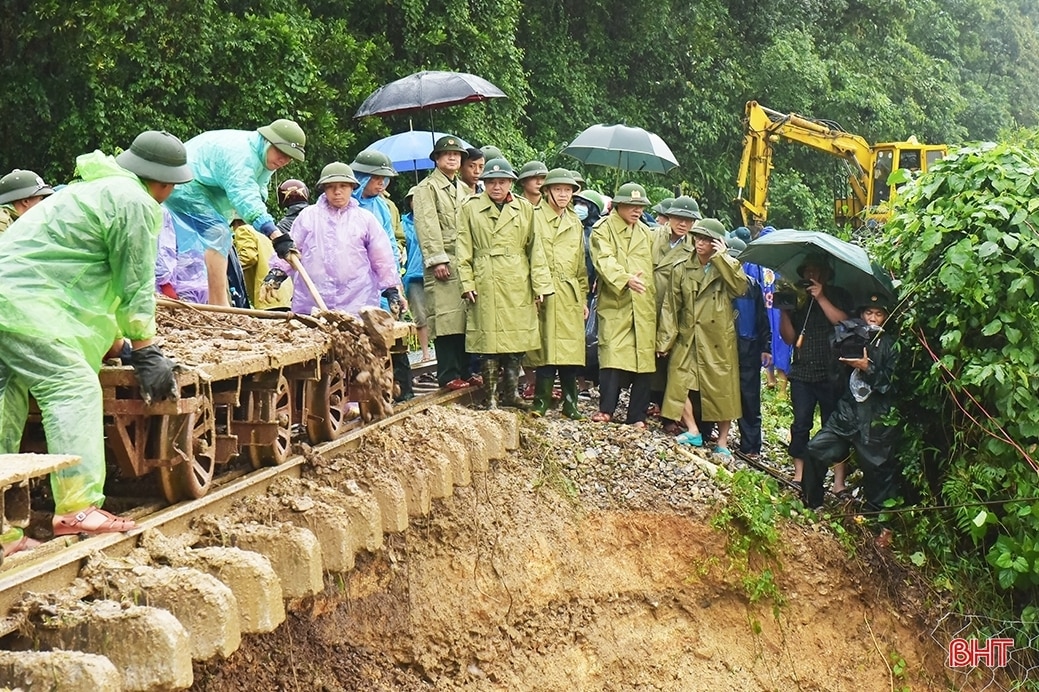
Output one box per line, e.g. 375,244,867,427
735,100,946,228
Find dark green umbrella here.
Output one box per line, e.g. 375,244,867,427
563,124,679,174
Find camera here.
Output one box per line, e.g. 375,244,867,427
834,319,882,359
774,290,798,311
796,279,814,289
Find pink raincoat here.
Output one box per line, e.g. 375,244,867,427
273,194,399,315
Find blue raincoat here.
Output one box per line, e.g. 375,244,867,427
353,173,402,312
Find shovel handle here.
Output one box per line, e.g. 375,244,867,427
287,253,329,312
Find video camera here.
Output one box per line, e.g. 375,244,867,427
833,318,882,360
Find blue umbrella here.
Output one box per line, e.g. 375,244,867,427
366,131,473,173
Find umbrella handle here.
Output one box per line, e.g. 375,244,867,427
795,299,815,349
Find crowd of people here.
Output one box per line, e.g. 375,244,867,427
0,121,903,557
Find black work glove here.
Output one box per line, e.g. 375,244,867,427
262,268,289,290
272,233,296,259
130,345,179,405
382,287,404,316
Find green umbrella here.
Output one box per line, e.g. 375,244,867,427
741,229,895,305
563,124,679,174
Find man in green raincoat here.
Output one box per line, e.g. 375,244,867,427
589,182,657,427
457,158,553,409
656,218,748,455
413,135,475,390
649,196,700,426
527,169,589,418
0,131,191,556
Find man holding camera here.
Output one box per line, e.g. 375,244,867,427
801,295,901,527
778,254,853,491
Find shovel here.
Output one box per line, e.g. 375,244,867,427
286,253,329,312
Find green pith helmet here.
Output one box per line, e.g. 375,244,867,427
429,135,468,161
569,170,586,188
258,118,306,162
652,197,675,215
666,196,703,221
542,168,579,191
575,189,605,213
726,236,747,257
316,161,359,190
479,158,517,181
480,145,504,161
350,149,398,177
517,160,549,181
115,131,193,184
691,217,726,240
612,182,650,206
0,169,54,204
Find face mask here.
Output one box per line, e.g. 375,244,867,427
574,203,589,221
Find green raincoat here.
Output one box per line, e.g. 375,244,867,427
656,250,748,421
412,168,470,337
651,227,694,395
456,193,553,354
527,203,589,367
0,151,162,514
590,212,657,373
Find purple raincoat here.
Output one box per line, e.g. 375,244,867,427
273,194,399,315
155,208,209,303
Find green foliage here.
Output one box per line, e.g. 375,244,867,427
872,140,1039,647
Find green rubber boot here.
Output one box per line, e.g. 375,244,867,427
561,375,585,420
499,356,528,410
529,376,555,417
481,358,499,409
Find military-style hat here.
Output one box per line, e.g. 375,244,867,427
0,169,55,205
480,145,504,161
569,170,586,189
517,160,549,181
542,168,579,191
612,182,650,206
730,226,752,243
258,118,306,162
690,217,726,241
429,135,468,161
115,131,194,184
316,161,359,190
479,158,517,181
858,293,892,314
350,149,398,177
652,197,675,215
575,189,605,213
725,236,747,257
666,196,702,220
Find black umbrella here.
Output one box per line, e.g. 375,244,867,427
354,70,507,119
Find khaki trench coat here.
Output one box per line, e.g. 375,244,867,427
527,204,589,367
650,227,694,393
412,168,470,337
589,212,657,373
456,193,553,354
656,251,748,421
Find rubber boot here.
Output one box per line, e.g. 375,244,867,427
481,358,499,409
499,356,528,410
529,376,555,417
561,375,585,420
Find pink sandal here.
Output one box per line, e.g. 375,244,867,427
53,507,136,537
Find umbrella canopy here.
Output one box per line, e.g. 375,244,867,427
740,229,895,305
367,131,473,173
355,70,507,118
563,124,679,173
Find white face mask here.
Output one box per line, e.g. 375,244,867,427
574,203,589,221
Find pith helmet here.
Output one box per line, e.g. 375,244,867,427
258,118,306,162
430,135,468,161
277,178,309,208
0,169,54,204
542,168,579,191
517,160,549,181
479,158,517,181
569,170,586,188
691,217,726,241
612,182,650,206
575,189,605,213
726,236,747,257
652,197,675,215
350,149,398,177
115,131,193,184
480,145,504,161
667,196,703,220
316,161,359,190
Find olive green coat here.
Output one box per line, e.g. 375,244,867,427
456,193,554,354
0,205,17,234
650,227,693,392
527,204,589,367
656,251,748,421
589,212,657,373
412,168,470,337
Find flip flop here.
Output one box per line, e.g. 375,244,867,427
675,432,703,446
53,507,136,537
712,446,733,457
2,535,41,558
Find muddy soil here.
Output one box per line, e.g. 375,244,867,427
193,409,956,691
